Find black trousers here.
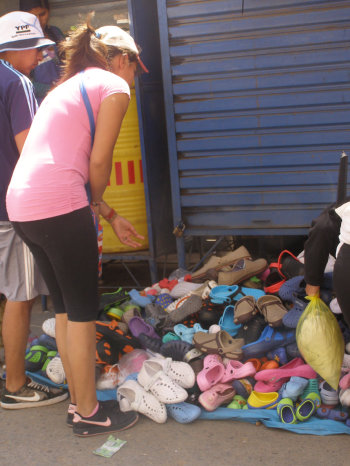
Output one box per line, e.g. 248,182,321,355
333,243,350,329
12,207,99,322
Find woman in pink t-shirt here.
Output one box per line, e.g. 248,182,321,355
6,17,146,437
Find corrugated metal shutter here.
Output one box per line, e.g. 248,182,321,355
157,0,350,237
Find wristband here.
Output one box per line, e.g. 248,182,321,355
91,201,102,207
105,208,118,223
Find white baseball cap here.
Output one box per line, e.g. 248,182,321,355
95,25,148,73
0,11,55,52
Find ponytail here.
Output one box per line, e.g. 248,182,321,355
58,13,111,83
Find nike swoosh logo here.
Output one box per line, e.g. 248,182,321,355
79,417,112,427
6,392,42,402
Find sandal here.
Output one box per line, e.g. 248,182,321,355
25,345,49,372
234,295,257,324
117,379,167,423
193,330,244,360
221,360,256,383
218,305,242,336
277,398,298,424
316,406,348,422
196,354,225,391
128,316,161,340
144,357,195,389
256,295,288,327
242,325,296,358
137,360,188,403
199,383,236,411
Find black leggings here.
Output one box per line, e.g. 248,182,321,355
333,243,350,329
12,207,99,322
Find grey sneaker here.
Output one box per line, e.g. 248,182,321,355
0,377,68,409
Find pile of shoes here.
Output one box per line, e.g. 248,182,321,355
28,244,350,428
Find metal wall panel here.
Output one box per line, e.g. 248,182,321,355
157,0,350,246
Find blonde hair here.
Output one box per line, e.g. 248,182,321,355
58,13,122,83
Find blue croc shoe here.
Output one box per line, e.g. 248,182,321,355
280,376,309,401
242,326,296,358
174,324,196,344
278,276,305,303
282,297,308,328
218,305,242,336
166,402,202,423
210,285,265,305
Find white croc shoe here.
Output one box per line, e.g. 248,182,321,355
46,356,65,384
42,318,56,338
145,357,195,389
137,360,188,403
117,379,167,423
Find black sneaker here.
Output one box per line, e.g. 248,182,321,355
72,401,138,437
0,377,68,409
66,400,119,427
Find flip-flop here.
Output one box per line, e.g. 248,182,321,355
241,326,296,358
233,296,257,324
218,305,242,336
193,330,244,360
256,295,288,327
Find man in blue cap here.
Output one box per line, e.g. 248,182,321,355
0,11,68,409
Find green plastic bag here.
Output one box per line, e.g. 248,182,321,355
296,296,344,390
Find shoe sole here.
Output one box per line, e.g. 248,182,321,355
0,392,68,409
192,255,251,280
218,263,268,286
73,413,139,437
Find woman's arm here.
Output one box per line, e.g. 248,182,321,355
89,92,129,204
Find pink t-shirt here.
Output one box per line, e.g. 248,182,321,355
6,67,130,221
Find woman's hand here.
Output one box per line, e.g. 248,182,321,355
110,215,144,248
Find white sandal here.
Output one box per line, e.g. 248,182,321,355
117,379,167,423
42,318,56,338
46,356,65,384
145,357,195,389
137,360,188,403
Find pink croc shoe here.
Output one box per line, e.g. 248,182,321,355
199,383,236,411
254,357,316,393
221,360,256,383
197,354,225,392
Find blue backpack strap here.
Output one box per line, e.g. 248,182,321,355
79,71,98,232
79,70,95,147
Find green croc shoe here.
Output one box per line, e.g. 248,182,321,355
277,398,298,424
25,345,49,372
296,396,316,422
300,378,321,408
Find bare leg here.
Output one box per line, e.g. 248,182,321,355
67,320,97,416
55,313,76,404
2,299,34,392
